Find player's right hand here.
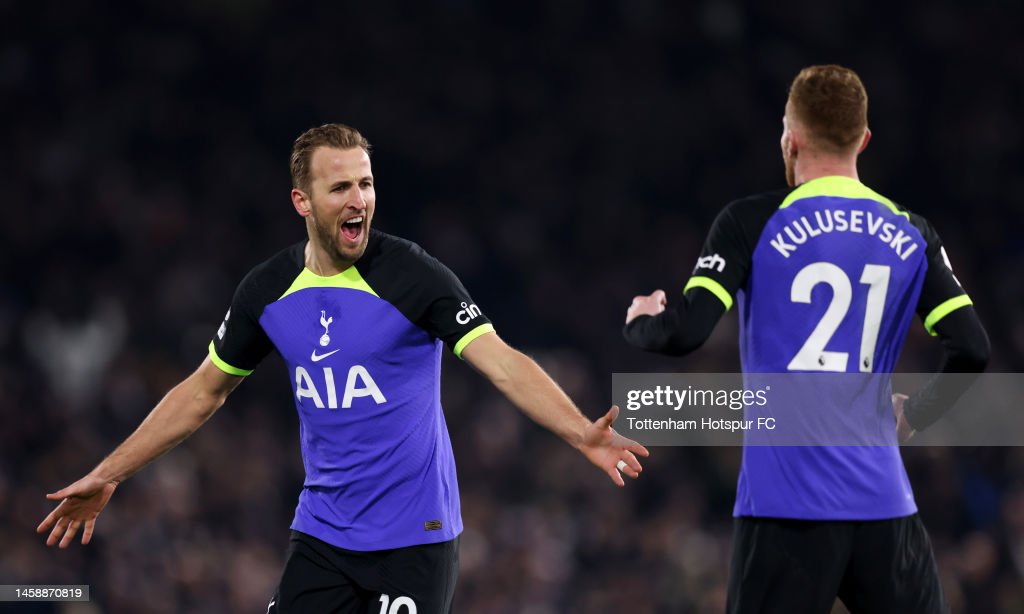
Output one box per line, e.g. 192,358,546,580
37,475,118,548
579,405,651,487
891,393,916,443
626,289,668,324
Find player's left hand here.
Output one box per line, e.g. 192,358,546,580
626,290,667,324
579,405,651,487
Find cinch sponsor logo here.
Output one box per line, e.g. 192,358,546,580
456,302,482,325
695,253,726,273
294,365,386,409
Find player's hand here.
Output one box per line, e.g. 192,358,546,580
37,474,118,548
579,405,651,487
626,290,667,324
891,393,916,443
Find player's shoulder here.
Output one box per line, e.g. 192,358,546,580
360,230,444,273
720,188,792,221
243,241,305,283
884,198,943,253
903,209,939,241
365,229,429,258
236,241,306,305
359,230,466,312
852,184,948,262
729,187,794,209
709,188,792,241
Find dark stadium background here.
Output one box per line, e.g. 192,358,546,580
2,2,1022,612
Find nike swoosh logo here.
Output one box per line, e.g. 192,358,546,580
310,349,341,362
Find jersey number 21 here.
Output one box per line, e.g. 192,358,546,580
787,262,890,373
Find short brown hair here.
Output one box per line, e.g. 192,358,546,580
290,123,371,190
787,65,868,153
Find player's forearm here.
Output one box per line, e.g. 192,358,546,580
905,307,990,431
90,377,227,483
624,311,684,354
486,349,591,447
623,291,724,355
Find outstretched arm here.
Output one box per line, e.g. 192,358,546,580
460,332,650,486
623,197,769,356
37,357,244,547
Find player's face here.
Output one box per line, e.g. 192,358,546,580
303,146,376,264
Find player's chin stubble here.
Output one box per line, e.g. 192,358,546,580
312,211,367,264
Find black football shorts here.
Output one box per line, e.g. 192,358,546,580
727,514,946,614
268,530,459,614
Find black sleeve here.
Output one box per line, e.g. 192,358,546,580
413,252,494,354
903,306,990,430
623,290,726,355
910,213,974,334
363,236,494,356
209,271,275,375
208,244,302,375
623,193,777,355
900,215,990,430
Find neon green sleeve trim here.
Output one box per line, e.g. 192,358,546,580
779,176,908,219
923,295,973,336
208,341,254,376
684,276,733,311
453,323,496,359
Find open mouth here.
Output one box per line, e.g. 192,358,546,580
340,216,364,243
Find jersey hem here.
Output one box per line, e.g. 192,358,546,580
732,504,918,521
290,519,464,552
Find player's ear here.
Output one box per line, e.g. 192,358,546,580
781,111,801,158
291,188,312,217
857,128,872,154
782,124,799,160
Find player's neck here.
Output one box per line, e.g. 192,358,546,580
304,240,355,277
794,157,860,186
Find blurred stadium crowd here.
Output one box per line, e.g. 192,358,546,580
2,1,1022,612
